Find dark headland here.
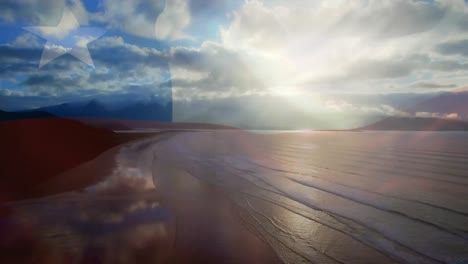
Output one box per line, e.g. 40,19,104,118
359,116,468,131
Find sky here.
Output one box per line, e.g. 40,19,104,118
1,0,468,129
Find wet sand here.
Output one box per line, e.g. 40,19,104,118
149,131,468,263
155,164,282,264
2,130,468,263
0,117,158,201
0,132,283,264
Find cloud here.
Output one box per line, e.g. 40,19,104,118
169,42,265,99
221,0,452,54
435,39,468,57
410,82,457,89
154,0,241,40
324,98,465,121
11,33,42,48
23,74,82,94
0,0,166,40
324,99,411,117
0,0,236,41
0,35,171,98
214,0,468,94
96,0,240,40
5,0,468,118
155,0,191,40
429,59,468,71
0,0,88,25
189,0,238,16
0,89,26,97
300,54,436,91
344,54,431,80
97,0,165,39
222,0,448,50
415,112,461,119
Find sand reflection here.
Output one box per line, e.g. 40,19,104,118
0,152,175,264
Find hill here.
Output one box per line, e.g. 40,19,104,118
76,117,240,131
360,117,468,131
0,118,145,201
409,91,468,119
0,110,54,121
33,99,172,121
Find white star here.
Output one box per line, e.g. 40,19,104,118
24,8,105,68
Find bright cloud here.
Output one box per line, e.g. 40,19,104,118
155,0,191,40
212,0,468,95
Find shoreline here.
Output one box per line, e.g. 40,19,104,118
2,129,468,263
0,131,285,263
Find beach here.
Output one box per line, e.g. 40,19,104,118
1,130,468,263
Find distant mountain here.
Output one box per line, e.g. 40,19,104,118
360,117,468,131
409,91,468,119
113,101,170,121
76,117,240,131
78,99,111,117
32,99,172,121
0,110,55,121
31,101,87,117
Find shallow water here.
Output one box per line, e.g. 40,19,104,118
1,131,468,264
149,131,468,264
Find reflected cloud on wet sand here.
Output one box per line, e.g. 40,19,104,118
0,155,175,264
